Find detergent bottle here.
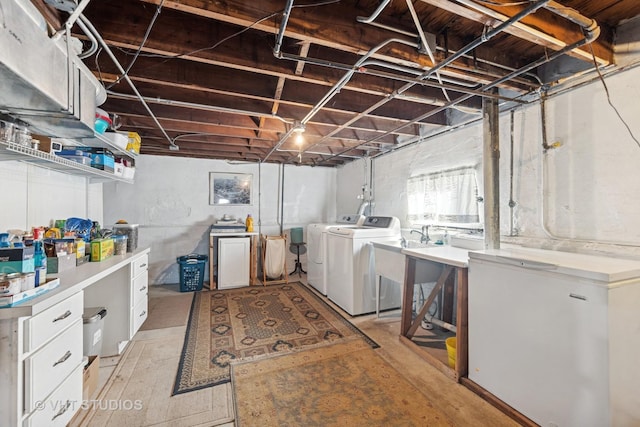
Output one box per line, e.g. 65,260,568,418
246,214,254,232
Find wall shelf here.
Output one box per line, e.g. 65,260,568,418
0,139,134,183
79,131,139,160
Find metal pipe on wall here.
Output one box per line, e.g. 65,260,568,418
482,91,500,249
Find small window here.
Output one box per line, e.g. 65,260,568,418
407,166,480,225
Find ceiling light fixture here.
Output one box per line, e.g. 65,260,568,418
292,121,305,145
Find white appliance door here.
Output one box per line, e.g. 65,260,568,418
307,225,327,294
307,225,325,264
218,237,250,289
326,232,354,315
468,256,609,427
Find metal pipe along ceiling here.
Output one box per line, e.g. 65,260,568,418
326,22,601,164
78,15,178,150
289,0,600,166
285,0,552,163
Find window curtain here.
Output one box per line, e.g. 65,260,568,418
407,167,479,224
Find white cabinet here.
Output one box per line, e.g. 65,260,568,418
20,293,84,427
22,364,83,427
218,237,250,289
468,248,640,427
0,248,151,427
130,253,148,337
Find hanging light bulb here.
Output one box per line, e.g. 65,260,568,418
292,121,305,146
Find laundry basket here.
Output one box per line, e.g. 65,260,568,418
177,254,208,292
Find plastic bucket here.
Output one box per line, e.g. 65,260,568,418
290,227,304,244
445,337,456,369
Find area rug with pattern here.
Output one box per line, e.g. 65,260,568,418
172,282,378,395
231,339,455,426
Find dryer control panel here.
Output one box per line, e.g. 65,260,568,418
362,216,394,228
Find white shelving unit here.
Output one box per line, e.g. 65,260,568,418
0,132,138,183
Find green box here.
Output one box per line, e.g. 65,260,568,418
0,259,35,274
91,238,114,262
46,255,76,274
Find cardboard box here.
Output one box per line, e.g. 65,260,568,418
91,238,114,262
0,246,35,262
75,239,86,259
46,254,76,274
0,277,60,308
83,355,100,401
32,135,63,153
0,247,35,274
90,153,115,172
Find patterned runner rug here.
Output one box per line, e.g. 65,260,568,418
231,339,455,426
173,282,378,395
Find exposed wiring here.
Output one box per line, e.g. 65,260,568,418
474,0,531,6
112,0,339,65
587,41,640,149
107,0,165,89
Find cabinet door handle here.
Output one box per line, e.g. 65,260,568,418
140,263,147,268
139,286,147,292
139,310,146,317
53,350,72,367
51,400,71,421
53,310,72,323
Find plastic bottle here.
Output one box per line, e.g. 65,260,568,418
246,214,254,232
33,240,47,286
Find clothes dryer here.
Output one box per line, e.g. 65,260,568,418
307,214,364,295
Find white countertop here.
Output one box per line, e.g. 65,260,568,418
0,247,150,320
470,247,640,283
210,231,258,237
401,245,471,268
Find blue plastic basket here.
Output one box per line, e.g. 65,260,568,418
177,254,208,292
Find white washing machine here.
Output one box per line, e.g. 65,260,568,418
326,216,402,316
307,214,364,295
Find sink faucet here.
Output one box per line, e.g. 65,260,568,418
410,225,430,243
401,236,407,248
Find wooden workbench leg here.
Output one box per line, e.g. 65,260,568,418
455,268,469,379
400,257,417,336
442,272,455,330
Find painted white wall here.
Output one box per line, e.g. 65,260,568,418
338,65,640,260
103,155,336,285
0,162,103,232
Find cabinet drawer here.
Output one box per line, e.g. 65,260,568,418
131,253,148,279
24,292,83,353
131,272,148,308
131,297,148,337
23,364,83,427
24,319,83,413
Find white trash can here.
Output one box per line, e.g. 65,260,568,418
83,307,107,356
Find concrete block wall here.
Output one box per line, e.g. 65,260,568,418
338,64,640,260
103,155,336,285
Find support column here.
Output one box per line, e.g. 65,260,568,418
483,92,500,249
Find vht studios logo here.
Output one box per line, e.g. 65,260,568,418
35,399,144,412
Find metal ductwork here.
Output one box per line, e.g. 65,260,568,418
0,0,106,138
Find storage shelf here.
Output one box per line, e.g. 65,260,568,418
79,131,139,159
0,139,134,183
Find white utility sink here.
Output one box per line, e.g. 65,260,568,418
372,240,441,284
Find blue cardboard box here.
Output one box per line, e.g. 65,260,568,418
0,247,36,274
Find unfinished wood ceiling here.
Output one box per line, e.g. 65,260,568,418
41,0,640,166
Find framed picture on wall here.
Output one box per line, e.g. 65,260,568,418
209,172,253,205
